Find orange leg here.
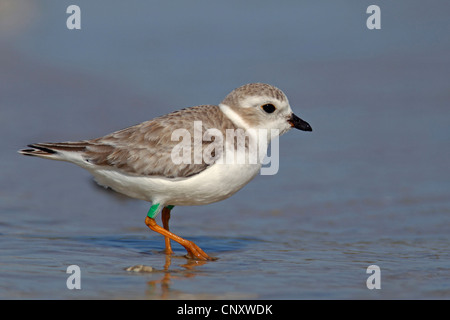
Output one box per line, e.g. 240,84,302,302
145,216,215,261
161,207,173,255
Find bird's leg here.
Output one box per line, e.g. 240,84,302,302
145,216,215,261
161,206,173,255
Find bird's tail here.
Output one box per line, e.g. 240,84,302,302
18,142,88,162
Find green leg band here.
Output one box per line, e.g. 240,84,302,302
147,203,161,219
147,204,175,219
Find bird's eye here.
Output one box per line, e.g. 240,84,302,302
261,104,276,113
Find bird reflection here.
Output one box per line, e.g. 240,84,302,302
144,254,209,299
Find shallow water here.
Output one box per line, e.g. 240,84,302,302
1,1,450,299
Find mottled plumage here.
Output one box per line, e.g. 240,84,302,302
23,105,239,179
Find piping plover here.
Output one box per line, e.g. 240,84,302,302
19,83,312,260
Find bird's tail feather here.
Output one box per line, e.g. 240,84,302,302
18,142,88,161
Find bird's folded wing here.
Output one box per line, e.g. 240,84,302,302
84,105,237,178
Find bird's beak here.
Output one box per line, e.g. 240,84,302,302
289,113,312,131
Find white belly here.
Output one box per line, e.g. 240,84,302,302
90,161,262,206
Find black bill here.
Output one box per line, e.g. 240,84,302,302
289,113,312,131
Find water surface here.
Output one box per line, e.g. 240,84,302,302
1,0,449,299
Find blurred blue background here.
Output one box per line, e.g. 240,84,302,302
0,0,449,299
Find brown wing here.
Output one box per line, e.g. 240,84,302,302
83,105,237,178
